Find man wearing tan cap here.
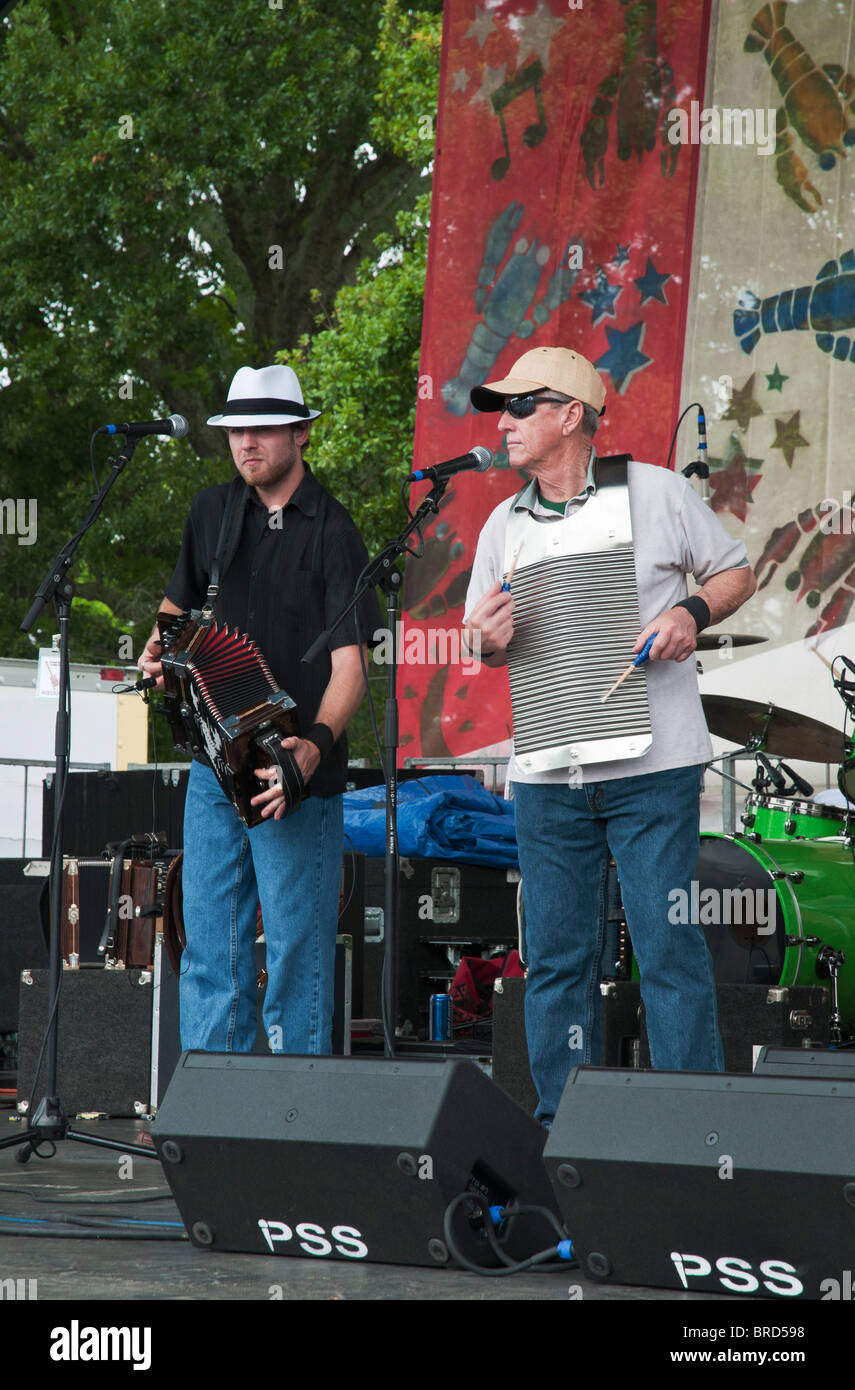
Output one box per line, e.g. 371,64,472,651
464,346,756,1125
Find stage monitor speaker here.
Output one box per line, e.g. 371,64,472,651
544,1066,855,1300
153,1054,562,1268
753,1046,855,1080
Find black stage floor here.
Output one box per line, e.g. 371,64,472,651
0,1115,731,1305
2,1112,847,1374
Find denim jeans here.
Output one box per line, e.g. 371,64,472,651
179,760,343,1054
513,764,723,1122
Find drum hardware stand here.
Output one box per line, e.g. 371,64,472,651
301,471,453,1059
705,749,755,835
2,434,157,1165
816,944,846,1045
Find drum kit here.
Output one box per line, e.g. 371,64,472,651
698,634,854,1047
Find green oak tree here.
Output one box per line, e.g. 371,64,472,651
0,0,441,705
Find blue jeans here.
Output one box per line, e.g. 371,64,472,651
513,765,723,1122
179,760,343,1054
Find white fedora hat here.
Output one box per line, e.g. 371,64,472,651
207,364,322,427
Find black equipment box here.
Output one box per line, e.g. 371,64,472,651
16,965,153,1118
0,862,49,1033
490,978,833,1116
43,766,468,858
600,980,831,1071
491,976,537,1115
43,769,189,858
152,935,353,1110
361,856,520,1037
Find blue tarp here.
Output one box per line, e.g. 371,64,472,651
343,774,518,867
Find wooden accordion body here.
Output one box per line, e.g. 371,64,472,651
158,609,300,827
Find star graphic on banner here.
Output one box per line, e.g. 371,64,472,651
722,374,763,431
771,410,809,467
765,362,788,392
634,256,672,305
465,6,496,49
578,267,623,325
708,435,763,523
469,63,507,107
513,0,566,72
451,68,469,94
613,244,631,267
595,322,651,393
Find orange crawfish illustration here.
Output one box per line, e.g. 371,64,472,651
745,1,855,213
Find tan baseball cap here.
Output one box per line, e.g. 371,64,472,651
470,346,606,416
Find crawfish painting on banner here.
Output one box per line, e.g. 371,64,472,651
680,0,855,736
401,0,712,761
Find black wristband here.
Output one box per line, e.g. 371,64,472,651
305,722,335,760
674,596,711,632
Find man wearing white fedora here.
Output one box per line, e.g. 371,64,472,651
139,364,380,1054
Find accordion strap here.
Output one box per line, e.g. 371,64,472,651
207,478,251,608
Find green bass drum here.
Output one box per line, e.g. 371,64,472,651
696,833,855,1031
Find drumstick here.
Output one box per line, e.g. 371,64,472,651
602,632,658,702
501,542,525,592
811,643,835,672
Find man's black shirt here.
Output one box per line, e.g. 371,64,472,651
165,465,381,797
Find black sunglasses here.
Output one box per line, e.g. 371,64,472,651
503,394,570,419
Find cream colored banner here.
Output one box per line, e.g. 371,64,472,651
681,0,855,776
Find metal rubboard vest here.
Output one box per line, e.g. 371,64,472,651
504,454,652,774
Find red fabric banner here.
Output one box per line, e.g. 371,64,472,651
401,0,711,759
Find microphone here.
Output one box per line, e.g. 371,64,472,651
757,753,786,792
697,405,707,460
779,762,814,798
103,415,189,439
406,446,492,482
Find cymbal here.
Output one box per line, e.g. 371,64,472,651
701,694,845,763
695,633,768,651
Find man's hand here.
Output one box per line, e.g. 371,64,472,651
250,735,321,821
635,607,699,664
138,628,166,689
465,582,515,666
139,597,183,689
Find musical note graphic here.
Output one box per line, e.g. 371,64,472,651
490,59,547,181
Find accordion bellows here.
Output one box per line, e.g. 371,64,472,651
158,610,301,827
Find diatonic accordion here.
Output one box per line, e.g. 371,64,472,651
158,609,303,826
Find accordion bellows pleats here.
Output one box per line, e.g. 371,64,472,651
158,610,302,827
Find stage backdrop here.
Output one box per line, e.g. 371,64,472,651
401,0,855,763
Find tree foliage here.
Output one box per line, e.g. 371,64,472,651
0,0,441,682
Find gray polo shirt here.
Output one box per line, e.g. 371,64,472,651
464,454,749,784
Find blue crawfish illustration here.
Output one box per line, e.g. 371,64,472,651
442,201,583,416
745,1,855,214
734,249,855,363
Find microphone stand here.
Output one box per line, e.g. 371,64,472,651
302,472,451,1058
1,435,157,1164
